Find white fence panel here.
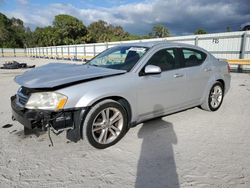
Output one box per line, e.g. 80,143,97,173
76,45,85,58
51,47,56,57
245,34,250,59
1,48,26,57
18,31,250,60
95,44,107,54
85,45,95,57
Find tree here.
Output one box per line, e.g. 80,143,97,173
10,17,27,47
23,27,34,47
109,25,129,41
0,13,30,48
53,14,87,45
124,34,149,40
87,20,129,43
0,12,148,47
194,28,207,35
87,20,109,42
226,26,231,32
0,13,10,47
149,24,170,38
32,26,58,47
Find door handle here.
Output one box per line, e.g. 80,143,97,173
173,74,183,78
204,68,212,72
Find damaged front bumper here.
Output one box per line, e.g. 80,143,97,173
11,95,86,142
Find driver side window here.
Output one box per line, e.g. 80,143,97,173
147,48,177,71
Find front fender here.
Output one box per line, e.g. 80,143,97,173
57,74,138,121
75,89,132,108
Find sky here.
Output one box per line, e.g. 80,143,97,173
0,0,249,35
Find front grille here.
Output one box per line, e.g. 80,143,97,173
18,93,28,105
17,87,30,106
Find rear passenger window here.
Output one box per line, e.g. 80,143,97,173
181,48,207,67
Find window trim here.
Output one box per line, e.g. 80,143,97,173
179,47,207,68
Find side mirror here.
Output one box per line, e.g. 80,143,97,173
144,65,161,75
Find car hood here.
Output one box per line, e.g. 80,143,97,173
15,63,126,89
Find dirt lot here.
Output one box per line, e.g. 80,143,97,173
0,57,250,188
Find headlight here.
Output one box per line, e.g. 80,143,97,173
25,92,68,110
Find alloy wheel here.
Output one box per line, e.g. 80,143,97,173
210,85,223,108
91,107,124,145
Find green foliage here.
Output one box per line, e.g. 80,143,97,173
124,34,150,41
87,20,129,43
149,24,170,38
226,26,231,32
0,13,26,48
0,12,171,48
194,28,207,35
32,26,58,47
53,14,87,45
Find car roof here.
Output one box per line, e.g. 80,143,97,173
119,41,173,48
119,40,208,52
119,40,197,49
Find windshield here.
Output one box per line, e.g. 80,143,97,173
88,46,149,71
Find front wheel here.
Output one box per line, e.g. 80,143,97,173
82,99,128,149
201,82,224,111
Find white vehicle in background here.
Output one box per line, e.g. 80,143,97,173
241,22,250,31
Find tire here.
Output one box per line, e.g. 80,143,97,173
201,82,224,111
82,99,128,149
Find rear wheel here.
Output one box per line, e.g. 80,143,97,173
201,82,224,111
82,99,128,149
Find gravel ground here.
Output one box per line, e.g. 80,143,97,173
0,57,250,188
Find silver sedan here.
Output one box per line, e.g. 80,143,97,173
11,41,231,149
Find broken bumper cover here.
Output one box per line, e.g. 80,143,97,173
11,95,86,142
